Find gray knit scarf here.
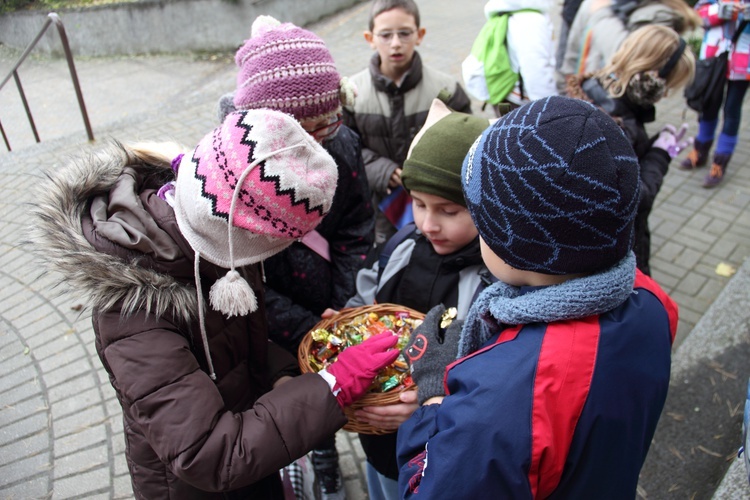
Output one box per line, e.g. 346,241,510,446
457,252,637,358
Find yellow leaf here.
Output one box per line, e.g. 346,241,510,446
715,262,736,277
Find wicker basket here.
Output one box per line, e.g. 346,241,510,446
298,303,423,435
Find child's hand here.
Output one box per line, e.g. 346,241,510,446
321,308,338,319
322,332,400,408
403,305,463,405
653,123,692,158
718,1,740,20
353,390,419,431
388,167,403,190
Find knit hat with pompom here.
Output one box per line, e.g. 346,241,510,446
233,15,356,122
174,108,338,321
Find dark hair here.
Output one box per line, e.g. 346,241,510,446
368,0,420,31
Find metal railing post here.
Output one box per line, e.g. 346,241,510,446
49,13,94,143
13,71,41,144
0,120,10,151
0,12,94,152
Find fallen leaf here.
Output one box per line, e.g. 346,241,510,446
715,262,736,277
667,411,686,422
728,401,742,417
23,346,30,355
71,304,83,311
697,445,722,458
669,445,686,461
713,367,738,380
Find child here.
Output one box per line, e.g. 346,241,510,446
343,0,473,245
398,96,679,498
340,99,491,500
565,24,695,275
462,0,558,114
679,0,750,188
27,109,400,499
560,0,700,78
218,16,375,497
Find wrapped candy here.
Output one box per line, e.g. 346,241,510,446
306,310,423,394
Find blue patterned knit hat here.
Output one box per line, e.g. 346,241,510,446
462,96,640,275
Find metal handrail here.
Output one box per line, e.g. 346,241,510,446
0,12,94,152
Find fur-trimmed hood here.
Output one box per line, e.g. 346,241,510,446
27,142,200,325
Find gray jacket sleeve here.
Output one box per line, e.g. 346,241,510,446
361,148,400,196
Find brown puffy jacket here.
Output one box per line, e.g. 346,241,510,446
28,144,347,498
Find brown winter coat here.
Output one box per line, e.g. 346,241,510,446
28,144,347,499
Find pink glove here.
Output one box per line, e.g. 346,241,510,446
322,332,400,408
652,123,692,158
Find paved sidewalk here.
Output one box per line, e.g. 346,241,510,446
1,0,749,498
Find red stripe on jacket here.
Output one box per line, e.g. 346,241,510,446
528,316,599,497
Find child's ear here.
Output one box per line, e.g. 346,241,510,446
415,27,426,46
364,30,376,49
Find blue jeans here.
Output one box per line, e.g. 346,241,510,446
699,79,750,149
366,462,399,500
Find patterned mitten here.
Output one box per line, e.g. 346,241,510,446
403,304,463,405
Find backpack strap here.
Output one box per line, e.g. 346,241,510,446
377,221,418,279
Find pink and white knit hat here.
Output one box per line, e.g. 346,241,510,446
174,109,338,318
233,15,356,122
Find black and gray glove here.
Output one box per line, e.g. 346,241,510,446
403,304,463,405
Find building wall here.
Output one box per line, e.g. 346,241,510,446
0,0,365,56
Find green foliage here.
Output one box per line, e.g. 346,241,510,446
1,0,131,15
688,35,703,57
0,0,36,15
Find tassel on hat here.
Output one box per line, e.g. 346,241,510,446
208,269,258,318
209,269,258,317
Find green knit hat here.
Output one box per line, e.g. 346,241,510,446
402,100,490,207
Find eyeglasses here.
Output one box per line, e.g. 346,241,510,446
375,29,416,43
303,114,343,142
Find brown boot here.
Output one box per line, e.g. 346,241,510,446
702,153,731,188
679,139,712,170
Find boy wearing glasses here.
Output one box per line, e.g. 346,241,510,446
218,15,374,500
344,0,472,246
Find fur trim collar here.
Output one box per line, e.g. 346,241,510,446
26,143,197,324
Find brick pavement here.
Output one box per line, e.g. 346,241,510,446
1,0,749,498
